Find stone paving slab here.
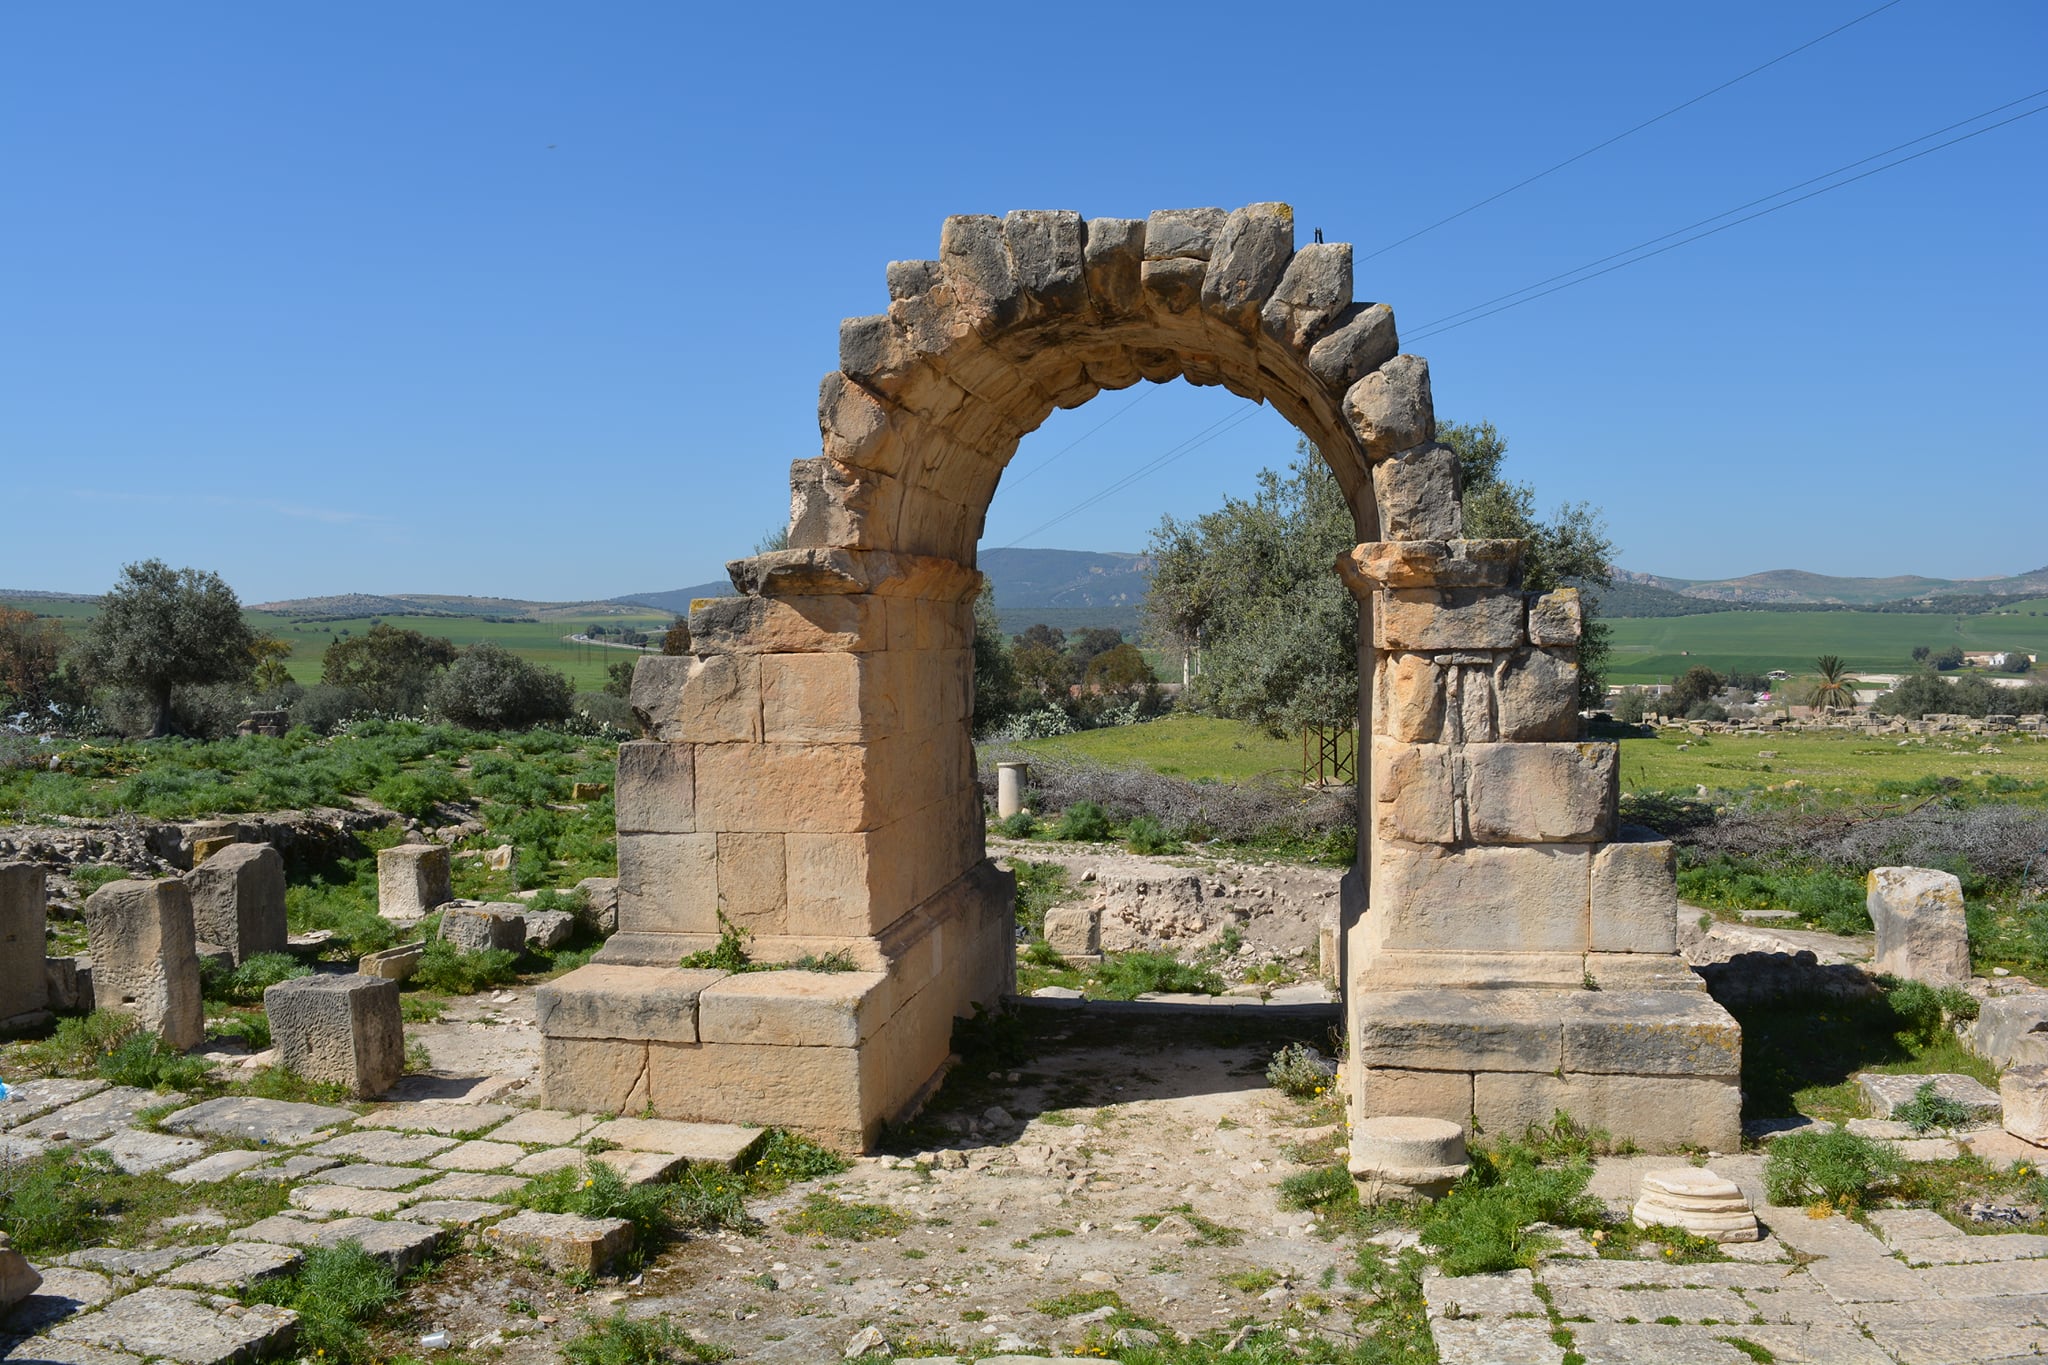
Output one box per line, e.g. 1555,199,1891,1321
0,1134,50,1165
15,1089,179,1143
289,1184,410,1217
307,1161,436,1190
1854,1304,2048,1365
1911,1262,2048,1298
1539,1259,1805,1290
510,1147,585,1177
0,1080,109,1130
157,1096,355,1146
238,1154,337,1183
412,1171,525,1201
486,1108,598,1146
231,1215,444,1274
53,1248,202,1279
306,1130,457,1164
1733,1322,1894,1364
1870,1209,1964,1244
350,1101,518,1136
46,1287,298,1364
1546,1283,1755,1324
427,1139,525,1171
0,1338,143,1364
1428,1318,1566,1365
1893,1234,2048,1265
1567,1324,1759,1364
87,1129,206,1175
403,1199,512,1227
582,1117,766,1166
594,1148,685,1186
159,1242,302,1292
164,1149,269,1185
0,1267,117,1337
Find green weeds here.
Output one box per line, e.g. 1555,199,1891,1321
782,1193,910,1240
1762,1129,1904,1209
248,1242,404,1363
562,1310,732,1363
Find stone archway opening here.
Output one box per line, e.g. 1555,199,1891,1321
538,205,1740,1158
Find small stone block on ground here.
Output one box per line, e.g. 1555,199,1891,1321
264,972,404,1099
2001,1064,2048,1144
46,1287,299,1364
160,1243,302,1292
89,1129,207,1175
351,1101,518,1136
593,1148,685,1186
581,1117,767,1167
308,1162,437,1190
309,1130,458,1164
484,1209,634,1276
402,1199,512,1227
304,1217,443,1274
238,1155,338,1183
411,1171,527,1201
509,1148,585,1178
158,1096,355,1145
289,1184,411,1217
1858,1071,2003,1122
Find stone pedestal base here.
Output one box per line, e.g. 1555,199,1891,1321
1349,988,1742,1153
538,861,1013,1151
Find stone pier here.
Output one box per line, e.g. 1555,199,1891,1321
540,202,1740,1153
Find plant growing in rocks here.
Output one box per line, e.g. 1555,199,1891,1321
1266,1043,1338,1100
1764,1129,1905,1209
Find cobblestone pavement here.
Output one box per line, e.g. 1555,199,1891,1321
1427,1154,2048,1365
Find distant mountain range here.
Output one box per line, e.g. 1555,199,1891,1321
14,555,2047,627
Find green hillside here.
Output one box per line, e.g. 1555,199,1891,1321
1605,602,2048,683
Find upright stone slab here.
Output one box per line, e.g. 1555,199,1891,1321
83,878,204,1050
265,972,404,1098
183,842,287,964
0,862,51,1028
1868,866,1971,985
377,844,452,920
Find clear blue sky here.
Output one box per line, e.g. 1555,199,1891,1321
4,2,2043,602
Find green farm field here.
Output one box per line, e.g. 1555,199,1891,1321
1011,712,2048,802
1605,599,2048,683
2,599,673,692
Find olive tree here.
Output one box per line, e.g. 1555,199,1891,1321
77,560,255,737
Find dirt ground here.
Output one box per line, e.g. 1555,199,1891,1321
393,994,1357,1362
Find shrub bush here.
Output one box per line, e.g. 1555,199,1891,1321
1423,1139,1604,1275
1054,800,1114,842
1893,1081,1974,1133
202,951,311,1003
1124,814,1179,855
249,1241,401,1363
97,1029,210,1091
412,938,520,994
563,1310,732,1364
1265,1043,1337,1100
0,1148,117,1255
993,810,1039,839
1089,951,1222,1000
429,643,574,730
1763,1129,1903,1208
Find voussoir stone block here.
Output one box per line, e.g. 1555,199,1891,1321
1868,866,1971,985
1589,828,1681,954
1307,301,1399,393
1200,202,1294,331
377,844,452,920
265,972,403,1099
0,862,50,1026
1260,241,1351,350
1342,354,1433,459
83,878,203,1050
1463,743,1617,844
183,842,287,964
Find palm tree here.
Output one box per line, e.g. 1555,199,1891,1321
1808,655,1859,710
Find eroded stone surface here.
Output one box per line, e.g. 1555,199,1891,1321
159,1096,354,1146
46,1287,298,1364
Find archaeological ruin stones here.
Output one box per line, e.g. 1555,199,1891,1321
0,862,50,1028
83,878,205,1050
265,972,404,1098
377,843,452,920
183,842,288,964
1868,865,1972,985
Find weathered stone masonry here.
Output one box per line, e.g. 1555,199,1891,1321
539,203,1740,1154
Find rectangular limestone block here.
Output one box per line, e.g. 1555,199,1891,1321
689,593,887,655
1557,991,1741,1076
1472,1071,1741,1153
783,825,917,937
1375,586,1525,651
377,844,452,919
0,863,49,1023
715,832,787,935
1374,653,1445,743
649,1039,874,1150
614,742,695,833
1371,742,1456,844
543,1037,651,1114
884,597,973,653
1353,1067,1475,1125
1353,949,1588,990
616,832,718,935
693,739,880,834
1583,953,1703,992
535,963,724,1044
83,878,203,1050
1371,842,1591,954
632,654,762,744
1495,647,1581,742
1589,829,1681,953
1463,742,1617,843
1043,905,1100,958
182,843,287,964
761,652,889,743
1351,989,1563,1073
265,972,404,1099
696,970,891,1048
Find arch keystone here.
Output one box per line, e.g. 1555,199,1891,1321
1201,202,1295,333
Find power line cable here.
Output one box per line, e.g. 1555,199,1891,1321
994,406,1263,548
1403,95,2048,343
1003,384,1154,486
1410,87,2048,334
1360,0,1911,262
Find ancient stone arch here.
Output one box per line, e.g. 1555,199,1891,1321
538,205,1741,1157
